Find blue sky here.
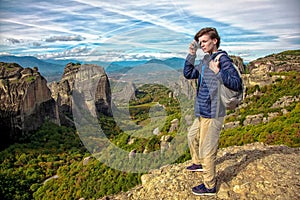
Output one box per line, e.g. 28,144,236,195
0,0,299,62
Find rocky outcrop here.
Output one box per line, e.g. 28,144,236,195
224,109,291,129
160,135,173,153
271,95,300,108
101,142,300,200
111,81,137,105
177,76,197,100
49,63,80,126
245,50,300,87
231,55,246,74
0,62,113,147
223,121,240,129
169,118,179,133
50,63,112,126
248,50,300,74
0,62,59,147
243,113,264,126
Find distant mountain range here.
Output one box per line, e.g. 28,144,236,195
147,57,186,70
0,55,186,81
0,55,66,82
0,55,65,73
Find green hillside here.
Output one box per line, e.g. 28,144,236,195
220,71,300,148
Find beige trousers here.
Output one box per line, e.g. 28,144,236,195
187,117,224,188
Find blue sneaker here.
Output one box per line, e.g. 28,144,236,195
192,183,216,196
186,164,203,172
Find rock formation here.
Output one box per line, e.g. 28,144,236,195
271,95,300,108
111,81,137,105
245,50,300,87
160,135,173,153
0,62,112,147
247,51,300,74
49,63,112,126
243,113,264,126
169,118,179,133
230,55,246,74
100,142,300,200
0,62,59,148
177,76,197,100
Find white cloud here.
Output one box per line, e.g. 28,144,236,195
4,38,21,44
45,35,85,42
179,0,300,41
0,52,12,56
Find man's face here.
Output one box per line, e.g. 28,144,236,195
198,34,217,54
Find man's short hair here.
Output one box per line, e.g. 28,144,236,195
194,27,221,48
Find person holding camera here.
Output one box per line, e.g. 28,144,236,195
183,27,243,195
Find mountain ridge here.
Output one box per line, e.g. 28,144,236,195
0,55,65,82
0,55,186,80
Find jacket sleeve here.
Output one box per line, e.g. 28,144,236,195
183,54,199,79
218,55,243,91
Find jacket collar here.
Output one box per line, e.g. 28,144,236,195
210,49,225,59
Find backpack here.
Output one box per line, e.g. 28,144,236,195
213,53,244,110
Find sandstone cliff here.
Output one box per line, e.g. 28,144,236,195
101,142,300,200
230,55,246,74
0,62,112,147
50,63,112,126
248,50,300,74
111,81,137,105
245,50,300,87
0,62,59,147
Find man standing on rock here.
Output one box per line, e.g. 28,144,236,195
183,27,243,195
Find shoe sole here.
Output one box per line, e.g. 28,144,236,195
186,169,204,172
192,191,216,196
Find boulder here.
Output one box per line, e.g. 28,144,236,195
169,118,179,133
243,114,264,126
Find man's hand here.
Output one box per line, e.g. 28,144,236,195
209,58,220,74
189,41,198,55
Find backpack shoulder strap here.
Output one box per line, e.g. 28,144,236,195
214,52,226,62
214,53,242,76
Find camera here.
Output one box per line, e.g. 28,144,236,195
193,41,200,50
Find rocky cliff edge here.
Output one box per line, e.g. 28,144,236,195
101,142,300,200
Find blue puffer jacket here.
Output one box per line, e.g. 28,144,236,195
183,50,243,118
